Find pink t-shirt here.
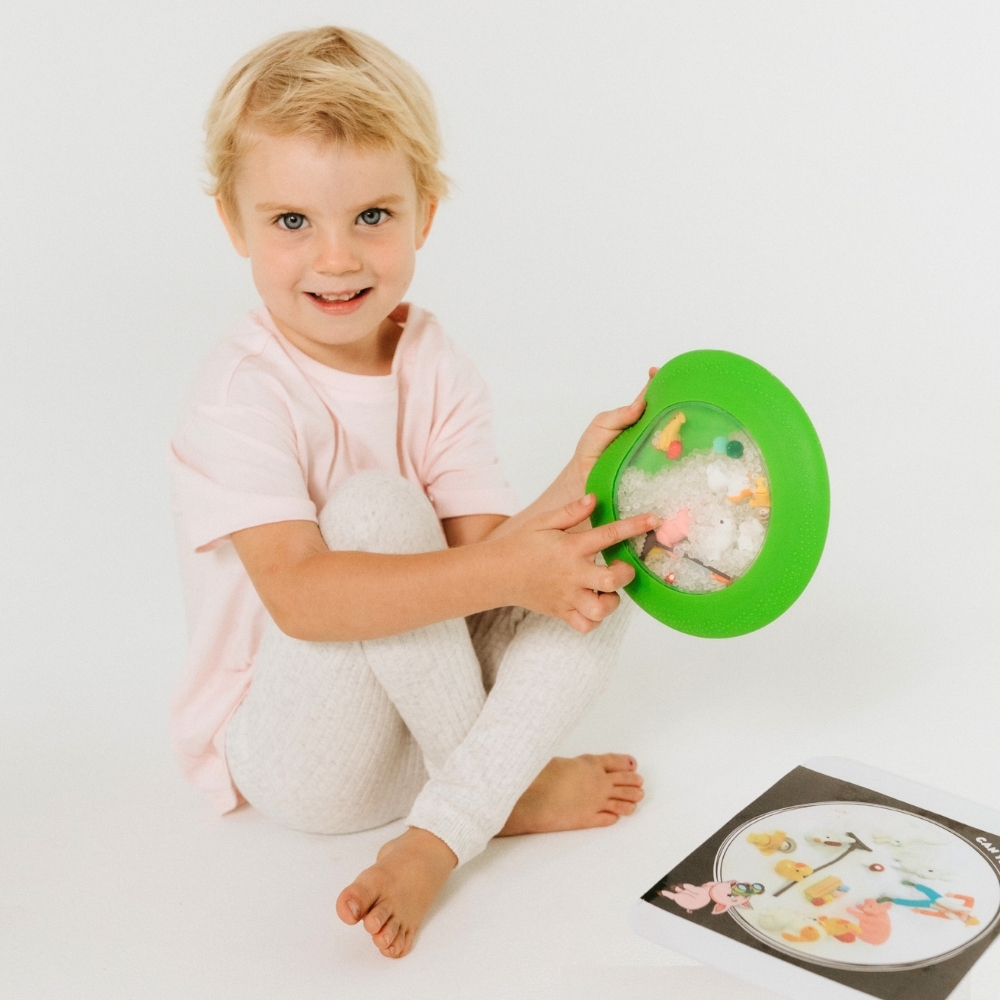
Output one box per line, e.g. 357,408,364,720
168,303,518,813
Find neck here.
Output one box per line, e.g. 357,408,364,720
272,313,404,375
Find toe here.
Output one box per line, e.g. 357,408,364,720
363,902,393,935
392,928,414,958
613,770,644,787
597,753,637,773
610,785,644,803
606,798,638,816
336,878,377,926
376,917,400,950
593,811,620,826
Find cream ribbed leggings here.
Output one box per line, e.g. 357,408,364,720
225,471,631,865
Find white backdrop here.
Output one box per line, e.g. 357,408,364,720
2,3,998,998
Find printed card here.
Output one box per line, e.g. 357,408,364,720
631,758,1000,999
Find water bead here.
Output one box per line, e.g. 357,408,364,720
713,436,728,454
616,434,769,594
726,439,745,459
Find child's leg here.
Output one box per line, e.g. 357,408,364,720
339,587,638,960
225,620,430,834
337,584,642,958
225,471,488,834
404,598,633,861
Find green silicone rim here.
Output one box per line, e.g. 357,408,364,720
586,350,829,638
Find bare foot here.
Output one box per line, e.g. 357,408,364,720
336,827,456,958
498,753,644,836
336,754,642,958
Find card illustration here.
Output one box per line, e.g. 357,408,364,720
641,766,1000,999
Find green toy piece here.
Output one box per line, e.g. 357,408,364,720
586,350,829,638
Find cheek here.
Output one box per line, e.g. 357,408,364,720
370,235,416,283
249,240,303,291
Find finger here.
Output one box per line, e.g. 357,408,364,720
574,589,621,623
577,513,659,557
575,369,660,469
590,397,646,436
622,367,658,411
565,608,600,634
537,493,598,533
583,560,635,593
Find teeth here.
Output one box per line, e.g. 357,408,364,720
315,291,360,302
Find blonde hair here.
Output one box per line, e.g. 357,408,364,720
205,27,448,220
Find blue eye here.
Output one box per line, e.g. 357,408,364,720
358,208,388,226
278,213,306,230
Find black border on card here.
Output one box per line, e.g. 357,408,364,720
639,766,1000,1000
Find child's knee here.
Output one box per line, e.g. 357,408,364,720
318,471,446,555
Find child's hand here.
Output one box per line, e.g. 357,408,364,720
570,367,658,493
497,494,658,633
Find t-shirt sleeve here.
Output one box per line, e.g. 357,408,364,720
420,344,519,520
169,368,318,552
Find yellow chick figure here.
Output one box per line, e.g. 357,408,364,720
749,476,771,508
652,412,686,453
775,860,813,882
747,830,793,856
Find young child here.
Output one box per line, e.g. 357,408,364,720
169,26,657,959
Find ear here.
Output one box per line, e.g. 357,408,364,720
216,197,249,258
712,903,727,914
415,198,438,249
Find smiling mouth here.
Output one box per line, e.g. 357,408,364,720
307,289,371,303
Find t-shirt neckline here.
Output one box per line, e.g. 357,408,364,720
254,303,417,393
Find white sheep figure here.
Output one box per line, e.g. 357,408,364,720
698,516,737,564
871,829,954,882
892,850,956,882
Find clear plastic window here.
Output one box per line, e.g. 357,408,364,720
616,402,771,593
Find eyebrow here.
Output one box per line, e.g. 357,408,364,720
254,194,407,213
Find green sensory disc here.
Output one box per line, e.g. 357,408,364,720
585,350,829,638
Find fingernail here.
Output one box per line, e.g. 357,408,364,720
347,899,360,919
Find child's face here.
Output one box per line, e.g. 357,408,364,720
220,134,435,372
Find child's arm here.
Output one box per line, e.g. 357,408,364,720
231,498,656,641
232,371,658,641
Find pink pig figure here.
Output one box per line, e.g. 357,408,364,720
655,508,690,548
660,880,753,915
846,899,893,945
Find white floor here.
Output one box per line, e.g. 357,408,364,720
1,600,991,999
3,3,1000,998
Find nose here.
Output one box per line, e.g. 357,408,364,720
312,226,362,276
